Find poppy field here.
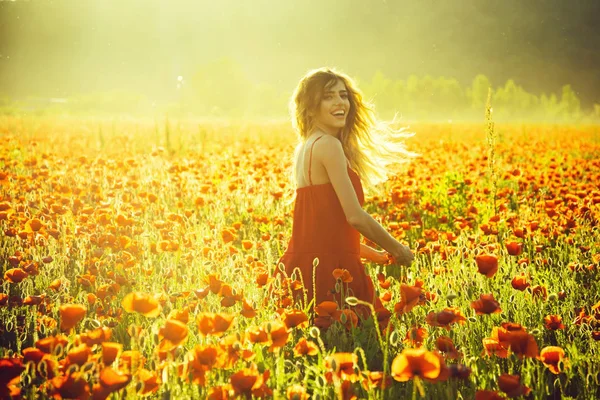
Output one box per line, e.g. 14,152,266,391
0,115,599,399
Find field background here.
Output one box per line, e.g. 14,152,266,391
0,115,599,399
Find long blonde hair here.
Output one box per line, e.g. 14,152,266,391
289,67,417,192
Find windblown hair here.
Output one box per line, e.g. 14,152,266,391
289,67,417,193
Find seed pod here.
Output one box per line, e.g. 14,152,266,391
309,326,320,338
346,297,359,306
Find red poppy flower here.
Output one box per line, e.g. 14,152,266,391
0,358,25,398
293,338,319,357
315,301,338,317
544,314,565,330
286,384,309,400
471,294,502,315
377,273,392,289
281,309,309,329
498,374,531,398
229,365,270,398
482,338,508,358
332,268,353,283
102,342,122,365
391,348,442,382
79,327,112,347
59,304,87,331
240,298,257,318
505,241,522,256
538,346,566,374
99,367,131,393
426,307,467,330
121,292,161,318
221,228,236,244
206,274,224,294
197,312,234,336
36,335,69,354
4,268,28,284
137,369,160,395
435,336,457,354
474,390,504,400
475,254,499,278
530,285,547,301
268,320,290,352
511,273,530,291
247,325,269,344
158,319,189,351
325,352,358,380
394,284,422,315
492,326,539,358
404,326,428,347
49,372,91,399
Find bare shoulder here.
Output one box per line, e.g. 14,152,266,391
312,135,344,160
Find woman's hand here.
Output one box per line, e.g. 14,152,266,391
389,244,414,267
360,243,390,264
370,249,389,264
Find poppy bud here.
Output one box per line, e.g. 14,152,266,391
66,363,79,375
329,359,337,372
312,258,320,268
346,296,359,306
340,312,347,324
389,330,399,346
548,293,558,301
315,375,326,388
37,359,48,378
81,361,95,374
309,326,320,338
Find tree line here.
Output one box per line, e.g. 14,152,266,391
2,59,598,122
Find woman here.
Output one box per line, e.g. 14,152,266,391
274,67,415,322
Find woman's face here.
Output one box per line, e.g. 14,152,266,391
313,79,350,136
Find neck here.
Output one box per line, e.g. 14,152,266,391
311,124,341,138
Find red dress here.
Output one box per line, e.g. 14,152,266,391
275,135,385,320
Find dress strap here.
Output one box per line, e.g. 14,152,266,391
308,135,324,186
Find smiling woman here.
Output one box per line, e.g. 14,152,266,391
313,80,350,135
271,67,417,329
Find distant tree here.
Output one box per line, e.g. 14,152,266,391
362,70,392,114
558,84,581,120
436,76,466,119
470,74,493,112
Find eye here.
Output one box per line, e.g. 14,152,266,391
341,93,348,99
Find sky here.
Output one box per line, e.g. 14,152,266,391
1,0,599,108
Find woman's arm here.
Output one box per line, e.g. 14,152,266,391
360,243,389,264
315,135,413,266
